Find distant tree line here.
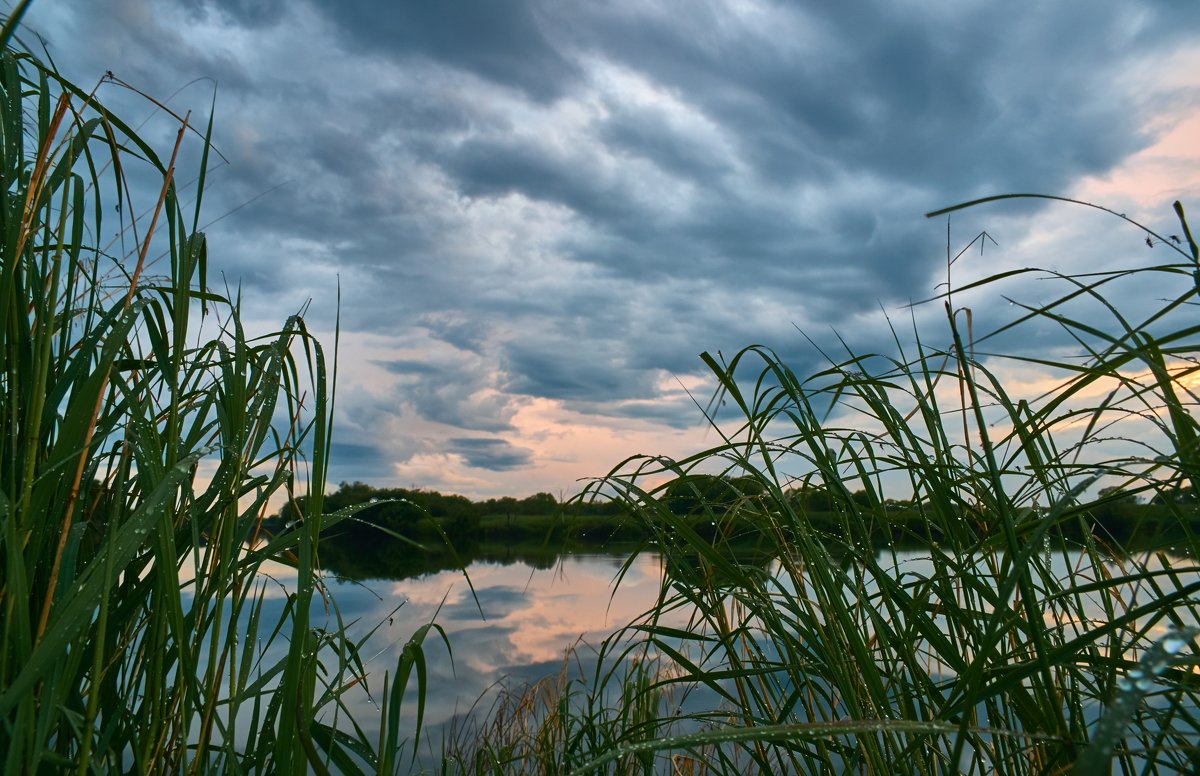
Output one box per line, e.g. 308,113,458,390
660,474,1199,546
266,477,1197,559
269,481,626,545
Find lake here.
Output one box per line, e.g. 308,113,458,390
325,549,674,734
224,540,1200,771
222,544,693,769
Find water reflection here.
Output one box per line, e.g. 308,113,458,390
235,538,1200,770
315,547,679,760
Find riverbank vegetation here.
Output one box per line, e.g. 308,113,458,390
301,479,1197,585
296,478,1196,554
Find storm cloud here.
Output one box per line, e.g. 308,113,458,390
20,0,1200,496
446,438,535,472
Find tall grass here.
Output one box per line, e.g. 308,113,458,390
0,20,430,774
563,196,1200,774
436,198,1200,774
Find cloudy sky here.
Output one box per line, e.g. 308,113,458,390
18,1,1200,498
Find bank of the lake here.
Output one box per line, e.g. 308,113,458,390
277,480,1200,579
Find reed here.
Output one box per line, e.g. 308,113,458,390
441,196,1200,774
558,195,1200,774
0,20,431,774
440,638,691,776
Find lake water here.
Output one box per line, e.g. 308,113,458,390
226,546,690,769
223,542,1200,771
322,550,672,733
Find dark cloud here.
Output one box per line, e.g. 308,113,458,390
439,137,657,248
600,107,733,181
599,398,707,431
315,1,580,102
563,1,1159,198
501,340,622,401
191,0,288,28
446,438,534,471
444,585,526,621
18,0,1200,495
374,358,444,377
326,441,394,482
418,314,491,355
361,353,516,433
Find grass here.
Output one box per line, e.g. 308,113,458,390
427,196,1200,774
0,14,434,774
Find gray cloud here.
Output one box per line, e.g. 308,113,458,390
446,438,535,471
326,441,394,482
19,0,1200,496
371,352,517,433
315,1,580,102
189,0,288,29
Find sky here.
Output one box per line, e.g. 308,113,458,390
16,1,1200,499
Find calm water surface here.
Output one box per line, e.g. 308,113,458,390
226,543,1199,768
329,551,669,726
233,547,687,768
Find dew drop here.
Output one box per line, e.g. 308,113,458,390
1162,636,1189,655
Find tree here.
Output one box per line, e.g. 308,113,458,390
520,492,559,515
664,475,740,516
